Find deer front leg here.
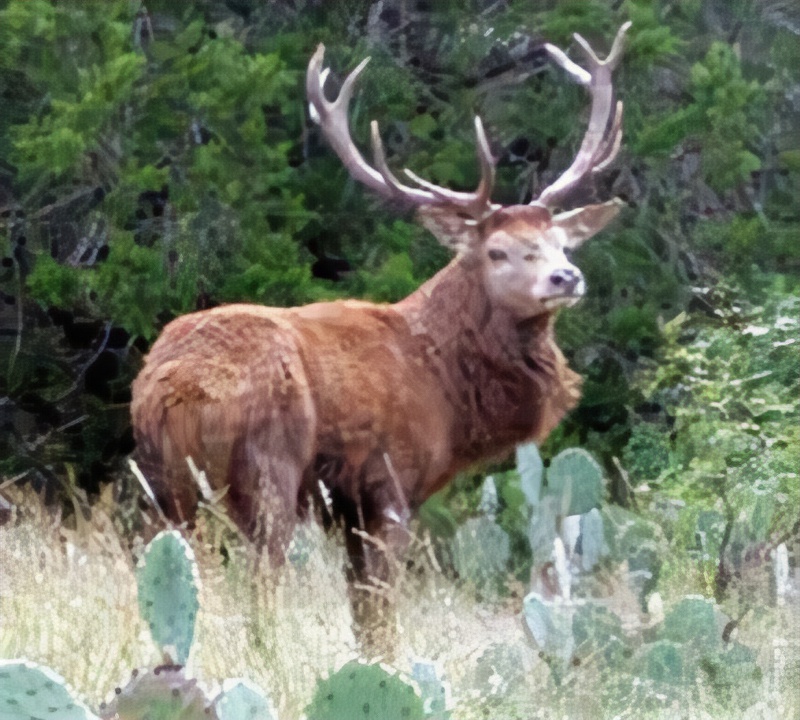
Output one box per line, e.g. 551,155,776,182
344,454,413,655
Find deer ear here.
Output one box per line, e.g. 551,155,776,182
416,206,482,252
552,199,624,248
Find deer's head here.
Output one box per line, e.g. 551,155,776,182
307,23,630,320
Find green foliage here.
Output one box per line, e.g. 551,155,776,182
623,0,684,65
636,41,764,190
305,661,425,720
692,215,800,279
540,0,615,44
360,252,418,303
13,53,145,183
25,254,83,308
634,293,799,541
0,659,99,720
622,422,670,481
136,531,200,665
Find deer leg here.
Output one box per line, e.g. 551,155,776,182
344,458,412,655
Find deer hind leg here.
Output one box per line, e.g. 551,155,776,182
132,401,208,532
221,408,315,566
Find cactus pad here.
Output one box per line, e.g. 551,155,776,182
136,530,200,664
213,678,277,720
0,659,99,720
451,516,510,591
545,448,604,517
99,665,215,720
305,660,425,720
410,660,449,719
516,442,544,507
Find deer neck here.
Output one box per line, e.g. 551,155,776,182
395,257,551,366
395,257,582,457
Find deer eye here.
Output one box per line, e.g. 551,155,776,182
488,249,508,262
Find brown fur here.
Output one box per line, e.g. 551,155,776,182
130,199,613,648
131,217,581,552
132,27,629,646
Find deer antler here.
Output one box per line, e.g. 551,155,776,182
307,45,498,218
534,22,631,209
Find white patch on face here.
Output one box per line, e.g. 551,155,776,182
482,227,586,318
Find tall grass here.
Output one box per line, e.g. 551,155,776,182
1,484,796,719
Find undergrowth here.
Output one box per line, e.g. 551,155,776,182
1,484,796,720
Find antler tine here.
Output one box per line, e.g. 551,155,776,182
307,44,497,216
543,43,591,86
592,100,624,173
370,120,418,197
573,21,631,71
307,44,433,202
535,23,630,209
473,116,497,208
401,116,497,215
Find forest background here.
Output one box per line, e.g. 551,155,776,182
0,1,798,719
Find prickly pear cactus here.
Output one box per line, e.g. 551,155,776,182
661,595,720,650
451,516,510,591
99,665,215,720
544,448,604,517
638,640,686,686
578,507,606,571
571,602,626,666
527,496,558,565
478,475,500,517
410,659,449,719
603,504,664,603
516,442,544,507
700,641,762,706
0,659,99,720
522,592,575,673
213,678,277,720
305,660,425,720
136,530,200,664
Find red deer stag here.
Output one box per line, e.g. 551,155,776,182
131,23,629,625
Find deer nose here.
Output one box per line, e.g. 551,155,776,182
550,267,582,294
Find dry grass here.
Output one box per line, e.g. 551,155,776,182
0,485,538,718
1,483,797,720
